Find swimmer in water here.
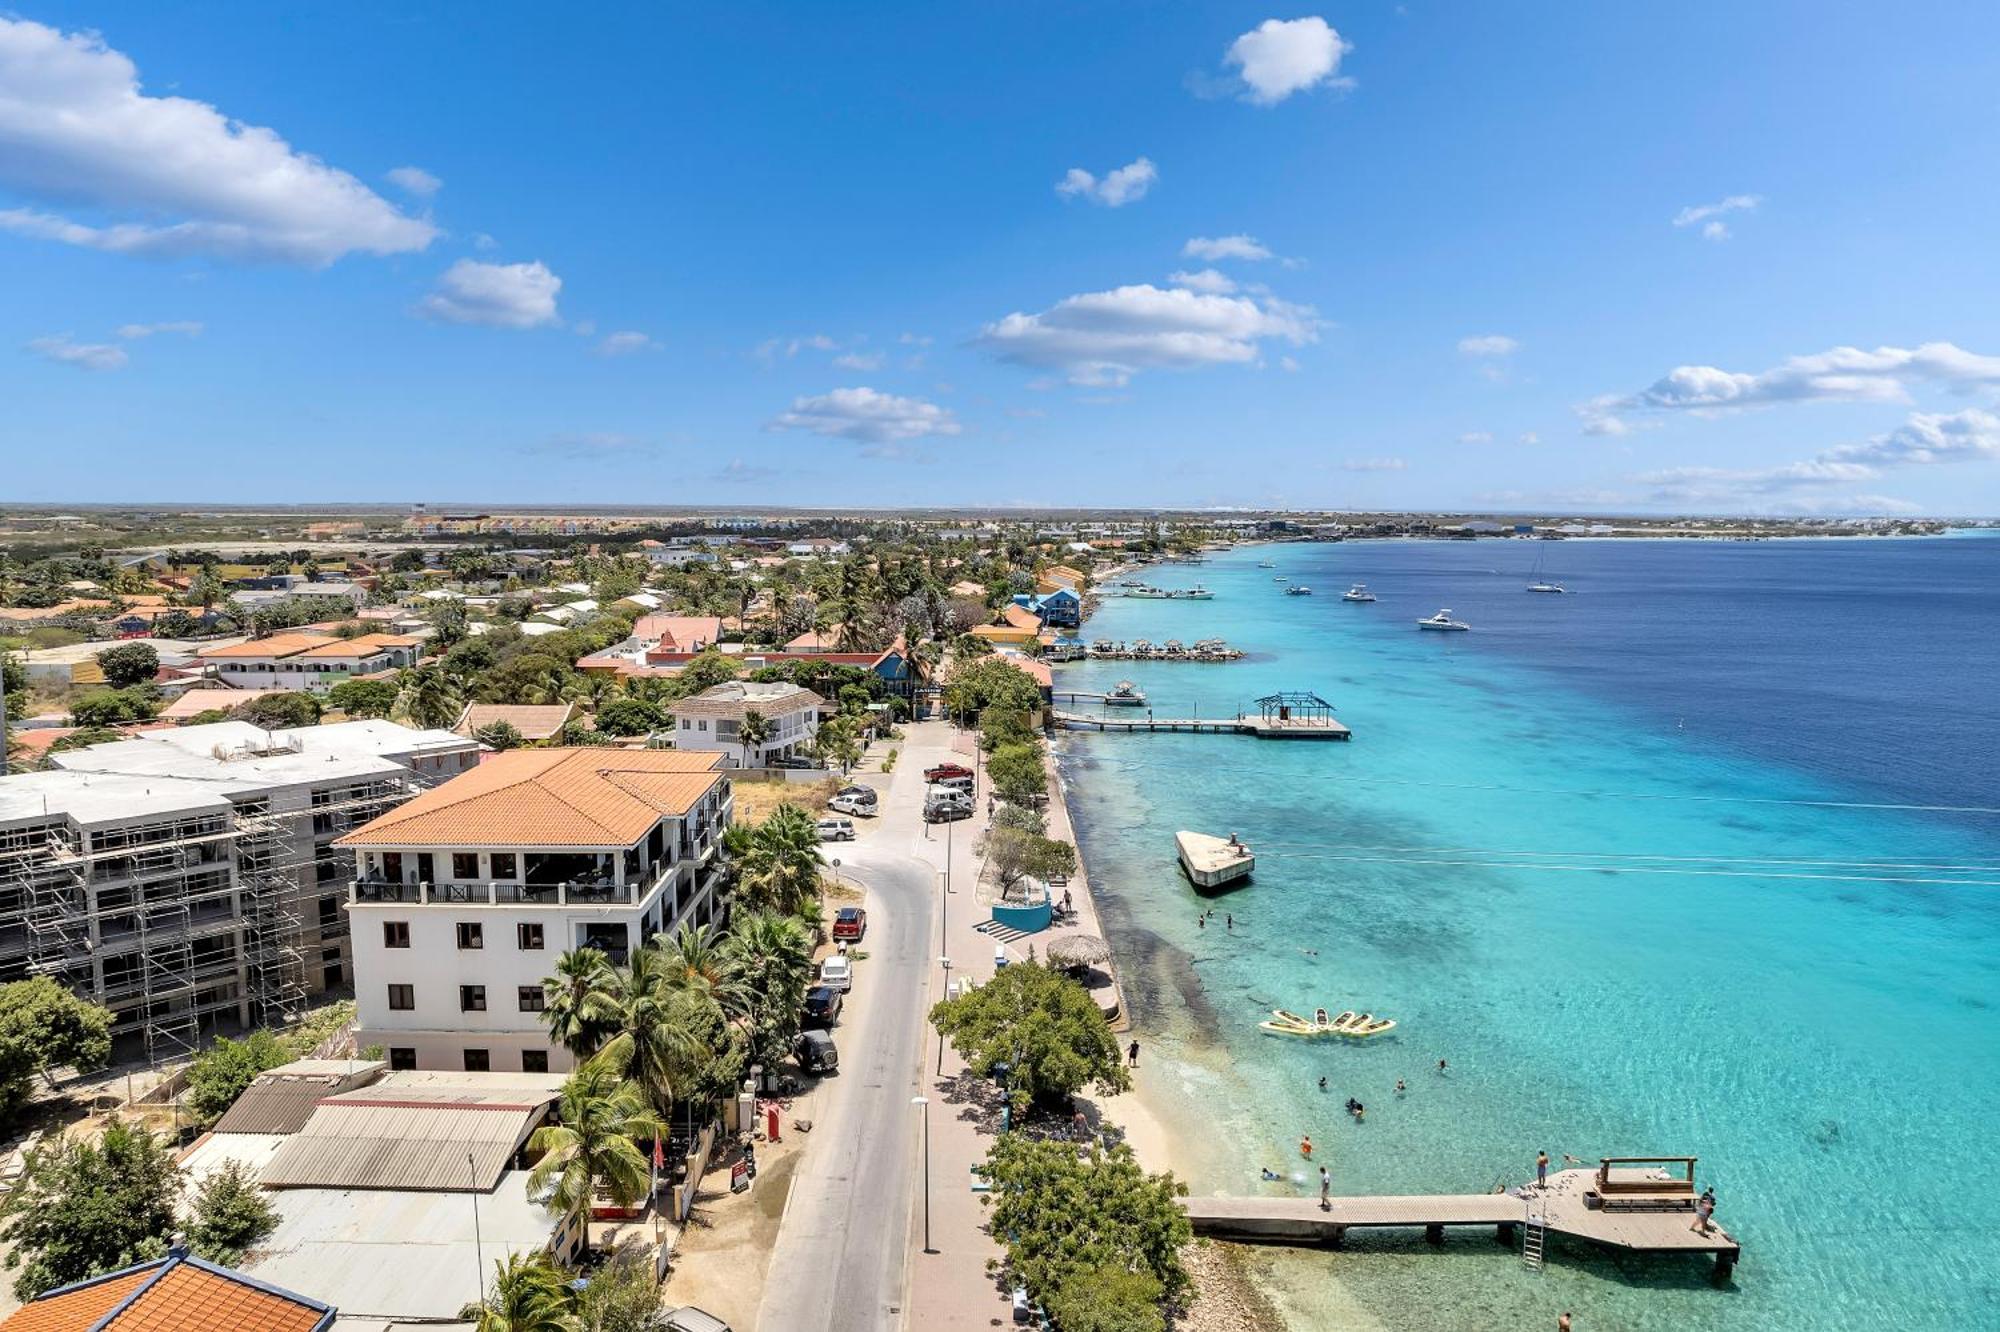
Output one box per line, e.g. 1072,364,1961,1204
1318,1076,1327,1092
1300,1135,1314,1159
1261,1167,1282,1181
1395,1079,1407,1095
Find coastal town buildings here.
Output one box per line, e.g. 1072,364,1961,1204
667,681,823,767
0,720,478,1059
339,748,732,1072
195,631,422,693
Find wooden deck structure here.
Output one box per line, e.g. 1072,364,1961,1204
1053,690,1351,740
1185,1166,1740,1279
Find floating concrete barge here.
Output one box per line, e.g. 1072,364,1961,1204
1176,831,1254,889
1184,1163,1740,1280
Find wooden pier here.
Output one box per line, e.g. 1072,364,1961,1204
1053,690,1351,740
1184,1166,1740,1279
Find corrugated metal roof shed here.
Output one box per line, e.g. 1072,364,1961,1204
213,1062,386,1136
259,1076,564,1192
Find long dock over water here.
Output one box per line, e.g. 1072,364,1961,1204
1053,710,1351,740
1184,1167,1740,1279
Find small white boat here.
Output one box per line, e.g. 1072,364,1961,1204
1417,609,1470,631
1528,581,1569,594
1272,575,1289,582
1103,680,1147,707
1341,583,1377,603
1257,560,1277,569
1284,585,1313,596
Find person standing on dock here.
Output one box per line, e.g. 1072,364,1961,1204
1319,1165,1332,1210
1691,1188,1716,1235
1537,1150,1550,1189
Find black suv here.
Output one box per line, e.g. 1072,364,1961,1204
802,985,844,1027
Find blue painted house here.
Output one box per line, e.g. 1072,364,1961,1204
1011,587,1082,629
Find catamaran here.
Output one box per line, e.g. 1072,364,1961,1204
1341,583,1377,602
1527,544,1568,594
1417,608,1471,631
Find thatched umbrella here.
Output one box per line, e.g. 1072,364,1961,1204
1047,934,1112,970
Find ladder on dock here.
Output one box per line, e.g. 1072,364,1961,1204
1522,1202,1548,1271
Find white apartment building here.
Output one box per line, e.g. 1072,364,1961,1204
197,631,422,693
667,680,823,767
3,720,479,1059
339,748,733,1074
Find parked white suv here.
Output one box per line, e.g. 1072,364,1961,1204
818,955,853,991
815,817,856,842
827,794,876,817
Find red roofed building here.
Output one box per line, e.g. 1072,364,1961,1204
0,1251,333,1332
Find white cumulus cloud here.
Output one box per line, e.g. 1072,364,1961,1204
977,282,1319,387
1223,17,1353,105
1673,194,1759,241
1168,268,1238,295
27,334,125,370
595,331,656,357
1457,334,1519,357
768,387,961,445
419,260,562,329
116,320,202,339
1825,408,2000,467
0,17,437,266
385,166,441,198
1581,342,2000,435
1182,234,1272,262
1056,156,1157,207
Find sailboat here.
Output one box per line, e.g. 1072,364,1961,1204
1527,543,1568,594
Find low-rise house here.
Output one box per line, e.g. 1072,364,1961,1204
1012,586,1082,628
198,632,420,693
452,702,575,743
668,681,823,767
339,748,732,1072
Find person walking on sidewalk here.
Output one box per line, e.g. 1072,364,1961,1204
1127,1040,1140,1068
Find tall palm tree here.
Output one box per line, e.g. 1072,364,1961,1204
720,911,815,1069
592,948,710,1118
400,663,462,731
736,805,827,918
653,920,729,999
541,948,619,1059
527,1057,664,1234
737,707,772,769
465,1252,580,1332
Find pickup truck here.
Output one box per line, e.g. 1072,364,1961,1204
923,762,974,783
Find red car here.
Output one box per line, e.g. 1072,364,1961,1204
831,906,867,941
924,763,974,783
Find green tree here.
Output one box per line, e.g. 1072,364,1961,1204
986,741,1049,805
942,655,1041,721
0,1119,180,1299
151,608,204,638
400,663,463,730
464,1251,583,1332
573,1243,669,1332
94,642,159,689
1042,1266,1168,1332
326,676,400,718
542,949,621,1060
391,549,427,573
719,911,815,1071
593,949,715,1119
982,1136,1190,1315
734,804,826,918
984,826,1078,898
474,719,526,750
0,977,113,1121
69,687,157,727
736,707,772,768
673,650,740,696
230,691,322,730
526,1059,665,1237
929,962,1128,1112
184,1030,290,1126
183,1159,278,1266
594,698,665,737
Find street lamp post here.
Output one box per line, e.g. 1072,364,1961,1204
912,1094,935,1254
937,957,953,1074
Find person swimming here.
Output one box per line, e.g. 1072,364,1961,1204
1260,1167,1282,1181
1395,1079,1407,1094
1318,1076,1327,1092
1300,1135,1314,1158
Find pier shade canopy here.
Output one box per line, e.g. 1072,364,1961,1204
1047,934,1112,969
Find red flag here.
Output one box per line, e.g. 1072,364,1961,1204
653,1135,666,1168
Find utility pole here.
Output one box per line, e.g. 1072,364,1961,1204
912,1095,934,1253
468,1152,485,1304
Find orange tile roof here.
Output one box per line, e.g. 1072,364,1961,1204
335,747,726,849
0,1255,330,1332
1001,604,1044,631
292,633,419,659
632,614,723,651
196,633,337,660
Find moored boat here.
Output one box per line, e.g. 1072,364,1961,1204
1417,608,1470,631
1341,583,1377,602
1104,680,1147,707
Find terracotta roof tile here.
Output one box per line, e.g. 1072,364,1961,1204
335,747,725,849
0,1256,329,1332
196,633,337,660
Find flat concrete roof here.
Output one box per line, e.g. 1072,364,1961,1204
45,720,472,792
0,769,235,828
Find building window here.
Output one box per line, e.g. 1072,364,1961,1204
518,922,544,950
463,1049,490,1072
387,984,414,1011
384,921,410,949
518,986,546,1013
460,985,486,1012
491,852,517,879
522,1049,549,1073
452,852,479,879
389,1047,417,1070
456,922,484,950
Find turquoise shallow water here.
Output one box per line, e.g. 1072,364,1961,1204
1059,538,2000,1331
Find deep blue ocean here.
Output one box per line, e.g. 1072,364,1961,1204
1057,534,2000,1331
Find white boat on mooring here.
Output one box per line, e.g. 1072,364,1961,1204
1284,584,1313,596
1417,608,1471,631
1342,583,1377,602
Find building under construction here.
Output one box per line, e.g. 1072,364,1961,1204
0,720,480,1063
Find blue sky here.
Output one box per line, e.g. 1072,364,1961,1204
5,3,2000,514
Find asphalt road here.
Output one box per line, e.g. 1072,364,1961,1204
754,845,936,1332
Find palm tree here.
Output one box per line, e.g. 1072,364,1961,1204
592,947,711,1118
737,707,772,769
527,1058,664,1236
464,1252,580,1332
720,911,815,1069
736,804,827,918
541,948,619,1059
401,663,462,731
653,920,729,999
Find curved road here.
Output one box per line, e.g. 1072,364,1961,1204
755,845,935,1332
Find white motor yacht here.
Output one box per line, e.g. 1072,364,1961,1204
1284,584,1313,596
1341,583,1377,602
1417,608,1470,631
